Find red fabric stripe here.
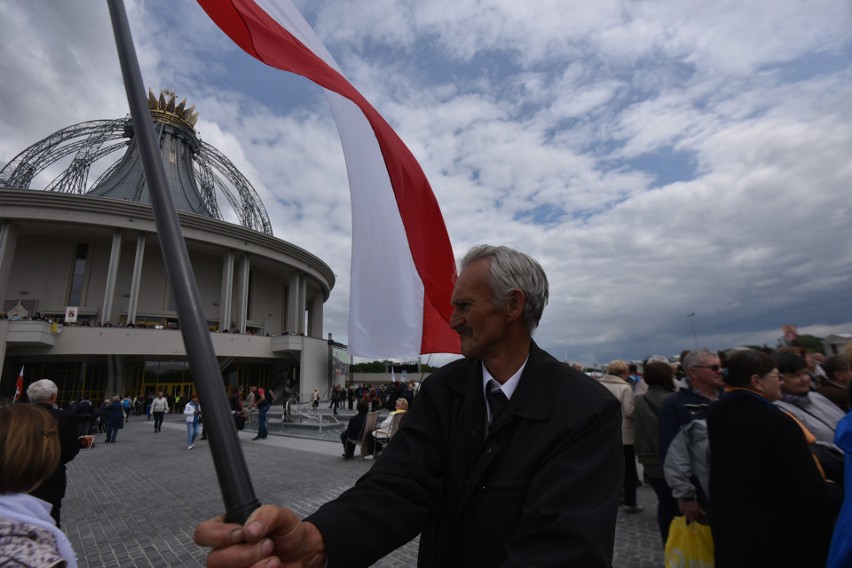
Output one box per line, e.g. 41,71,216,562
197,0,459,354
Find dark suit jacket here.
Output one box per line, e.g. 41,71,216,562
30,403,79,505
707,390,842,567
306,342,622,567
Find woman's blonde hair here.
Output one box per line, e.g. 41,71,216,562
0,404,61,494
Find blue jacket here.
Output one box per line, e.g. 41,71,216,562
827,410,852,568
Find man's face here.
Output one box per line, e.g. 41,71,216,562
757,369,783,402
689,356,725,390
836,368,852,385
449,258,510,361
780,368,811,396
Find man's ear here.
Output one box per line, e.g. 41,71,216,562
749,374,762,393
505,289,525,321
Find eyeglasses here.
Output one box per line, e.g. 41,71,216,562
693,364,723,372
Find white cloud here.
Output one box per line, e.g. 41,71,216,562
2,0,851,366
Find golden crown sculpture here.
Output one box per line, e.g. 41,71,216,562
147,88,198,129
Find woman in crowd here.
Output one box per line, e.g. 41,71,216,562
229,385,246,431
341,401,370,459
599,359,642,513
818,355,851,412
0,403,78,567
773,350,844,446
184,395,201,449
707,349,842,567
379,398,408,430
105,396,124,443
311,387,320,413
634,360,678,545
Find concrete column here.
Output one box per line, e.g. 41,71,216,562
0,221,19,312
298,274,307,335
0,320,9,381
219,250,234,332
127,232,146,324
309,292,324,338
287,272,301,334
101,229,122,324
236,253,250,334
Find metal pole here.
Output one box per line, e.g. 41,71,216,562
687,313,698,350
106,0,259,524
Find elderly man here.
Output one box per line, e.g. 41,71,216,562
658,348,724,523
195,244,622,567
27,379,80,527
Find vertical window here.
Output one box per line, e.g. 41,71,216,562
67,243,89,306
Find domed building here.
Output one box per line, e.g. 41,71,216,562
0,90,341,406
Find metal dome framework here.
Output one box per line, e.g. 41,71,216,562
0,90,273,235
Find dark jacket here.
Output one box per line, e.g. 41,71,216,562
708,390,842,567
634,386,675,478
345,410,368,440
106,401,124,430
30,404,79,505
75,399,94,421
306,342,622,567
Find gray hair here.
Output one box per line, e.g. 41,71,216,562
459,244,549,332
26,379,58,403
683,349,716,371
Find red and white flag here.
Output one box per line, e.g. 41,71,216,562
13,366,23,403
197,0,460,358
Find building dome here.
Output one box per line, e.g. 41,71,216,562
0,89,272,235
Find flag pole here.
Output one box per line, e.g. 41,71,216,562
106,0,260,524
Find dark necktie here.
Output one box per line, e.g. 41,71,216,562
487,380,508,425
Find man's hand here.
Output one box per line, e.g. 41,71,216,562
194,505,326,568
677,498,705,522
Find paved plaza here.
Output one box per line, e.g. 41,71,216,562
62,409,664,567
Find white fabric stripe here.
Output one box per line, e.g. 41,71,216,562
253,0,426,357
326,91,425,357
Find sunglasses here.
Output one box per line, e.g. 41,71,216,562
693,364,723,372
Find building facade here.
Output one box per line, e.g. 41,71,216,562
0,91,338,406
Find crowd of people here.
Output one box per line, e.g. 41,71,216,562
595,344,852,566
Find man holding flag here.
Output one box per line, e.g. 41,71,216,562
196,245,622,567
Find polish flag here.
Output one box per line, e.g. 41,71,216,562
13,366,23,403
197,0,460,358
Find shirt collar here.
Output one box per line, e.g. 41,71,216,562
482,355,529,401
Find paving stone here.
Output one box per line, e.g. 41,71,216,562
62,411,664,566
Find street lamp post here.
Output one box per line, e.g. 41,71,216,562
687,313,698,350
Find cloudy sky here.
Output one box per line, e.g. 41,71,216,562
1,1,851,366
